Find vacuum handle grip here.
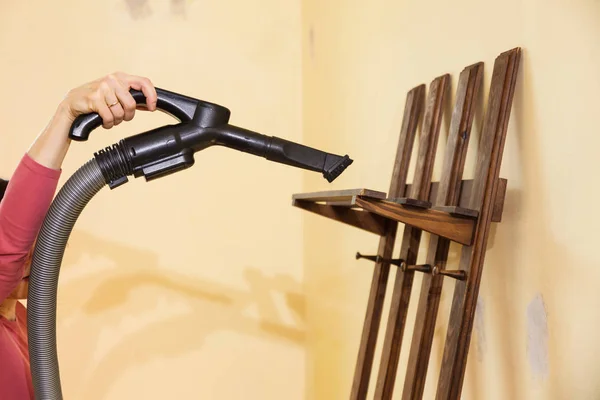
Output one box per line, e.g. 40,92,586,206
68,87,199,141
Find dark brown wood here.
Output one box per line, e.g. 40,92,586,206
373,74,449,400
436,47,521,400
356,198,476,246
356,252,405,268
402,61,483,400
433,206,479,219
407,178,506,222
492,177,507,222
402,264,432,273
410,78,449,202
293,201,388,236
432,266,467,281
350,84,426,400
389,197,432,209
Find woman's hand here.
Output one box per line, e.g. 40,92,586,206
60,72,158,129
28,72,157,170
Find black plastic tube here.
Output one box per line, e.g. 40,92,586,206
28,102,353,399
111,123,352,185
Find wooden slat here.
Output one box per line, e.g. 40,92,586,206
293,201,388,236
350,84,425,400
410,77,449,202
356,198,476,246
406,178,506,222
389,197,432,209
292,188,387,205
374,74,449,399
491,177,507,222
436,47,521,400
325,199,363,207
433,206,479,219
402,61,483,400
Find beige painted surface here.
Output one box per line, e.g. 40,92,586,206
2,1,599,399
0,1,304,399
302,1,600,399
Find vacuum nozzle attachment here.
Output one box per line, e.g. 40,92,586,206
214,127,353,183
71,87,353,187
262,135,352,182
324,154,353,183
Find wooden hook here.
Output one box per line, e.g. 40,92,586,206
401,263,432,273
356,252,404,268
432,265,467,281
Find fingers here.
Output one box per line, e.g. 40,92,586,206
65,72,156,131
113,80,137,122
104,75,136,125
118,73,157,111
91,91,114,129
101,81,124,127
101,73,148,128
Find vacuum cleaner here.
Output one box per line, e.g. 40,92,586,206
27,88,352,399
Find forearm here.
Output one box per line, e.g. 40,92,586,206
0,72,156,301
27,102,73,170
0,154,61,300
0,103,66,253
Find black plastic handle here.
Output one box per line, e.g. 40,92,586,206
68,87,200,141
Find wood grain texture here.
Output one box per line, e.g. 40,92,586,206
492,177,507,222
374,74,450,400
406,178,506,222
387,85,427,199
390,197,433,209
356,198,475,246
402,61,483,400
350,84,426,400
410,76,450,201
293,201,388,236
436,47,521,400
433,206,479,219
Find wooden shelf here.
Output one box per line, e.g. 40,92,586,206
355,197,475,245
292,188,389,236
291,178,507,246
291,188,386,207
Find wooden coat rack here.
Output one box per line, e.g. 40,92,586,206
292,48,521,399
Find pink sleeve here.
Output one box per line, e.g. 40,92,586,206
0,153,61,301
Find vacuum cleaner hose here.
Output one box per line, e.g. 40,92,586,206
27,159,107,400
27,88,353,399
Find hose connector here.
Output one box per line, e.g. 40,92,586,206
93,143,133,189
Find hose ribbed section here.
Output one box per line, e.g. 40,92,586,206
27,159,107,400
94,142,132,186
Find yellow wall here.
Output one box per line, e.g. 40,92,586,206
0,1,305,399
302,1,600,399
3,1,600,399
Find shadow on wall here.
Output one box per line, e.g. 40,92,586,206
464,49,576,399
54,228,305,400
426,50,556,400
